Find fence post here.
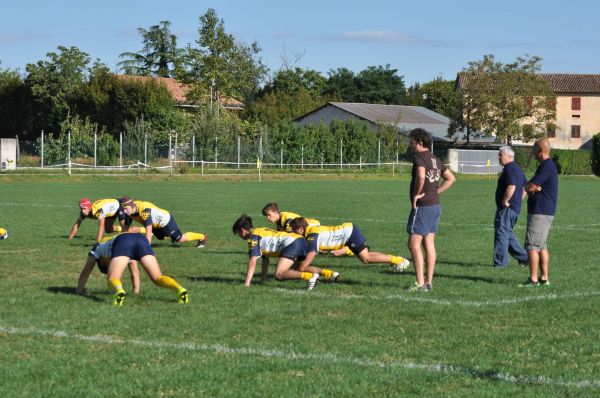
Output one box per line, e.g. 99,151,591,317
94,127,97,169
340,139,343,170
192,135,196,168
258,134,263,182
301,146,304,170
360,156,362,170
214,135,218,169
169,132,173,176
68,159,72,176
67,130,71,163
174,131,178,164
144,131,148,168
280,140,283,170
41,130,44,168
119,132,123,168
378,138,381,168
237,135,241,171
201,160,204,176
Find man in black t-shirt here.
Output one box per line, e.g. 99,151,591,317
406,129,455,292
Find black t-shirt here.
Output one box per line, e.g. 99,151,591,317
410,150,447,206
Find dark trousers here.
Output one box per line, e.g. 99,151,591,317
493,207,528,267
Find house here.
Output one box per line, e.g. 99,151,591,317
116,75,245,111
294,102,451,142
456,73,600,149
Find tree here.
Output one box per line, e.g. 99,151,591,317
25,46,91,135
118,21,184,78
325,67,358,101
325,65,406,104
450,54,556,144
405,77,456,117
0,63,33,138
183,8,267,103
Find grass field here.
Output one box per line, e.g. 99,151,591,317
1,175,599,397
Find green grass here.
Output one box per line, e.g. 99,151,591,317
1,175,599,397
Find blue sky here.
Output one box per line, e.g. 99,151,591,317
1,0,599,85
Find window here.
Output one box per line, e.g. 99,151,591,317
523,96,533,116
547,127,556,138
572,97,581,110
571,125,580,138
547,97,557,110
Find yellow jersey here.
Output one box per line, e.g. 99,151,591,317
131,200,171,228
247,227,304,257
304,223,354,253
278,211,320,232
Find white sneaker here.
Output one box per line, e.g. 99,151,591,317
307,273,320,290
330,271,340,283
390,258,410,272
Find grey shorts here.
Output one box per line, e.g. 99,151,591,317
525,214,554,251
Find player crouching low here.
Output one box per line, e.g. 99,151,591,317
289,217,410,272
104,233,188,306
233,214,337,289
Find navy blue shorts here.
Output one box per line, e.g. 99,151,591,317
111,233,155,260
407,204,441,236
281,238,308,261
346,225,368,255
152,216,183,242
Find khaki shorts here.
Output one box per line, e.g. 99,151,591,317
525,214,554,251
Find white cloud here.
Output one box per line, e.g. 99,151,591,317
341,30,417,43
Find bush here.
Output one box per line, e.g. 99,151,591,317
514,146,592,175
592,133,600,176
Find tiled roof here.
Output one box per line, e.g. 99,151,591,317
115,75,245,108
329,102,446,125
456,72,600,94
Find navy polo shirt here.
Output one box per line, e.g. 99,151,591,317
527,158,558,216
496,161,527,213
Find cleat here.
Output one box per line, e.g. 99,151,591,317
330,271,340,283
113,289,125,306
0,230,8,240
519,277,539,287
307,273,320,290
196,235,207,248
390,258,410,272
539,279,550,286
407,282,429,292
177,288,189,304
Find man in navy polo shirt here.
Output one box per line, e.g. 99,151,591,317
493,146,528,267
521,138,558,286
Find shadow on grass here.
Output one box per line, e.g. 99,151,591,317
438,260,486,268
47,286,105,302
434,272,495,284
187,275,241,284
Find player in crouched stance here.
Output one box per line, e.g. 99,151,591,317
105,233,189,306
232,214,325,290
289,217,410,274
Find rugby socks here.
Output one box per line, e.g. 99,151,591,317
155,275,182,291
321,269,334,280
108,278,123,292
390,256,406,265
113,226,123,233
300,272,313,281
344,246,354,256
183,232,205,241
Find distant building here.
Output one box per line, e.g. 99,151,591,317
294,102,452,142
115,75,245,111
456,73,600,149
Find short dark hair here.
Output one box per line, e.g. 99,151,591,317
119,196,134,208
288,217,308,232
408,128,432,148
232,214,253,234
262,202,279,216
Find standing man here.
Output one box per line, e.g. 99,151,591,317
406,128,455,292
493,146,529,267
521,138,558,286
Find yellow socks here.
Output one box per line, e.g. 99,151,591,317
300,272,313,281
155,275,182,292
321,269,334,280
108,278,123,292
344,246,355,256
390,256,406,265
114,226,122,232
183,232,205,241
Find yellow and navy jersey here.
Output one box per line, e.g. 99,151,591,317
247,227,304,258
80,199,123,221
304,223,354,253
278,211,320,232
131,200,171,228
89,236,116,273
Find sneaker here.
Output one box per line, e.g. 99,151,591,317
407,282,429,292
519,277,539,287
390,258,410,272
518,261,529,268
329,271,340,283
539,279,550,286
113,289,126,306
196,235,207,248
177,287,189,304
425,283,433,291
0,230,7,240
307,273,320,290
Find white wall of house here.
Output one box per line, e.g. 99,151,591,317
550,95,600,149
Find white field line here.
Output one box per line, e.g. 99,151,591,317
276,288,600,307
0,324,598,390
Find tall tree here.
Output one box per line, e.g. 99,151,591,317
118,21,184,78
325,67,358,101
405,77,456,117
0,63,33,138
325,65,405,104
25,46,91,134
183,8,267,103
449,54,556,144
